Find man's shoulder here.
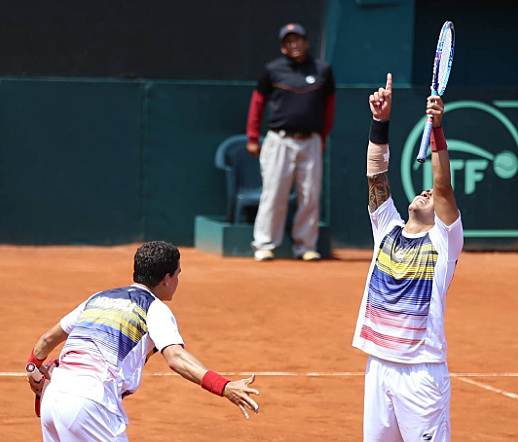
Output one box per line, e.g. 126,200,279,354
265,56,290,70
312,57,332,72
89,285,157,310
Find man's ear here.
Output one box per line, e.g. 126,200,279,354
160,273,171,287
280,46,287,55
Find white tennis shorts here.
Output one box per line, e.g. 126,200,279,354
363,356,451,442
41,385,128,442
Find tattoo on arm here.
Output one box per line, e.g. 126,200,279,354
368,172,391,213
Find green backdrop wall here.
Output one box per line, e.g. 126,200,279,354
0,0,517,249
0,78,517,249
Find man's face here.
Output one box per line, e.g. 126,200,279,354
409,189,435,219
281,34,308,61
165,260,181,301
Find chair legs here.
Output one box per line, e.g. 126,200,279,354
233,200,245,224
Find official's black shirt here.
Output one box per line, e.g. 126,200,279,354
256,55,335,132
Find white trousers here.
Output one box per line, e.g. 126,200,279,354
252,130,322,257
364,356,451,442
41,386,128,442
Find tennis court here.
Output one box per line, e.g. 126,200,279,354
0,245,517,441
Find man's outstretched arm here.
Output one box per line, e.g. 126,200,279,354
367,73,392,212
161,344,259,420
427,96,459,225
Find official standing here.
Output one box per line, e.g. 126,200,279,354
246,23,336,261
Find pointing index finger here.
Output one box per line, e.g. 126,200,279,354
385,73,393,92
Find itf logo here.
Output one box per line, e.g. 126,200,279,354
401,100,518,238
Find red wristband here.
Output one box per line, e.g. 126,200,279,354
431,126,447,152
201,370,231,396
27,348,46,369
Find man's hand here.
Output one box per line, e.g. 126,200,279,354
27,359,57,395
246,142,260,158
427,95,444,127
223,373,260,419
27,368,43,395
369,73,393,121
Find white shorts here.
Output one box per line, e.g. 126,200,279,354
363,356,451,442
41,385,128,442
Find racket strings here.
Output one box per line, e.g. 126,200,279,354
437,29,453,92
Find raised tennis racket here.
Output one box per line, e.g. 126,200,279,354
416,21,455,163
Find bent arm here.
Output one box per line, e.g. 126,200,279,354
33,323,69,361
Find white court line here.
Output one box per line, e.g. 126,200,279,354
3,371,518,378
456,377,518,401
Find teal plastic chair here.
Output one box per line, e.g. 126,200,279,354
215,135,297,224
215,135,263,224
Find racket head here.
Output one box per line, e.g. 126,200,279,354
431,21,455,95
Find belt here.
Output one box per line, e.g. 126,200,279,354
272,129,314,140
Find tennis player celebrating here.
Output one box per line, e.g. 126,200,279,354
352,73,463,442
27,241,259,441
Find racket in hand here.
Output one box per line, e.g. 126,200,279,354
26,359,58,417
416,21,455,163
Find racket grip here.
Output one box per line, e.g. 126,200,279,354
26,362,43,383
416,118,434,163
26,362,43,417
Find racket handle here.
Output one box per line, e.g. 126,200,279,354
26,362,43,383
416,90,439,163
26,362,43,417
416,117,434,163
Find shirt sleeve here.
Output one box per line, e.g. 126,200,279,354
246,90,267,144
146,300,185,352
256,67,272,97
322,93,336,138
431,212,464,262
59,300,89,334
369,197,405,245
323,66,336,96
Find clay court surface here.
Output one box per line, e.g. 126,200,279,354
1,245,517,441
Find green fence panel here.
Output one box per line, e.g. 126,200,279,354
0,78,516,250
0,79,143,244
325,0,414,86
141,82,254,245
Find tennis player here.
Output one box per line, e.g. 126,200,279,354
352,73,463,441
27,241,259,441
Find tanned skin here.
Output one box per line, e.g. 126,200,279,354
368,73,393,213
367,73,458,230
368,172,391,213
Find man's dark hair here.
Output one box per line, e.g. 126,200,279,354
133,241,180,288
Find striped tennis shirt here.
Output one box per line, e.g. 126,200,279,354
50,284,184,423
352,197,463,364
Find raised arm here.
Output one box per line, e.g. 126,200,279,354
367,73,392,212
427,96,459,225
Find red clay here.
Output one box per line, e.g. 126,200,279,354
1,246,517,441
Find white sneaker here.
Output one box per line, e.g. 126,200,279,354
300,251,321,261
254,250,275,261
